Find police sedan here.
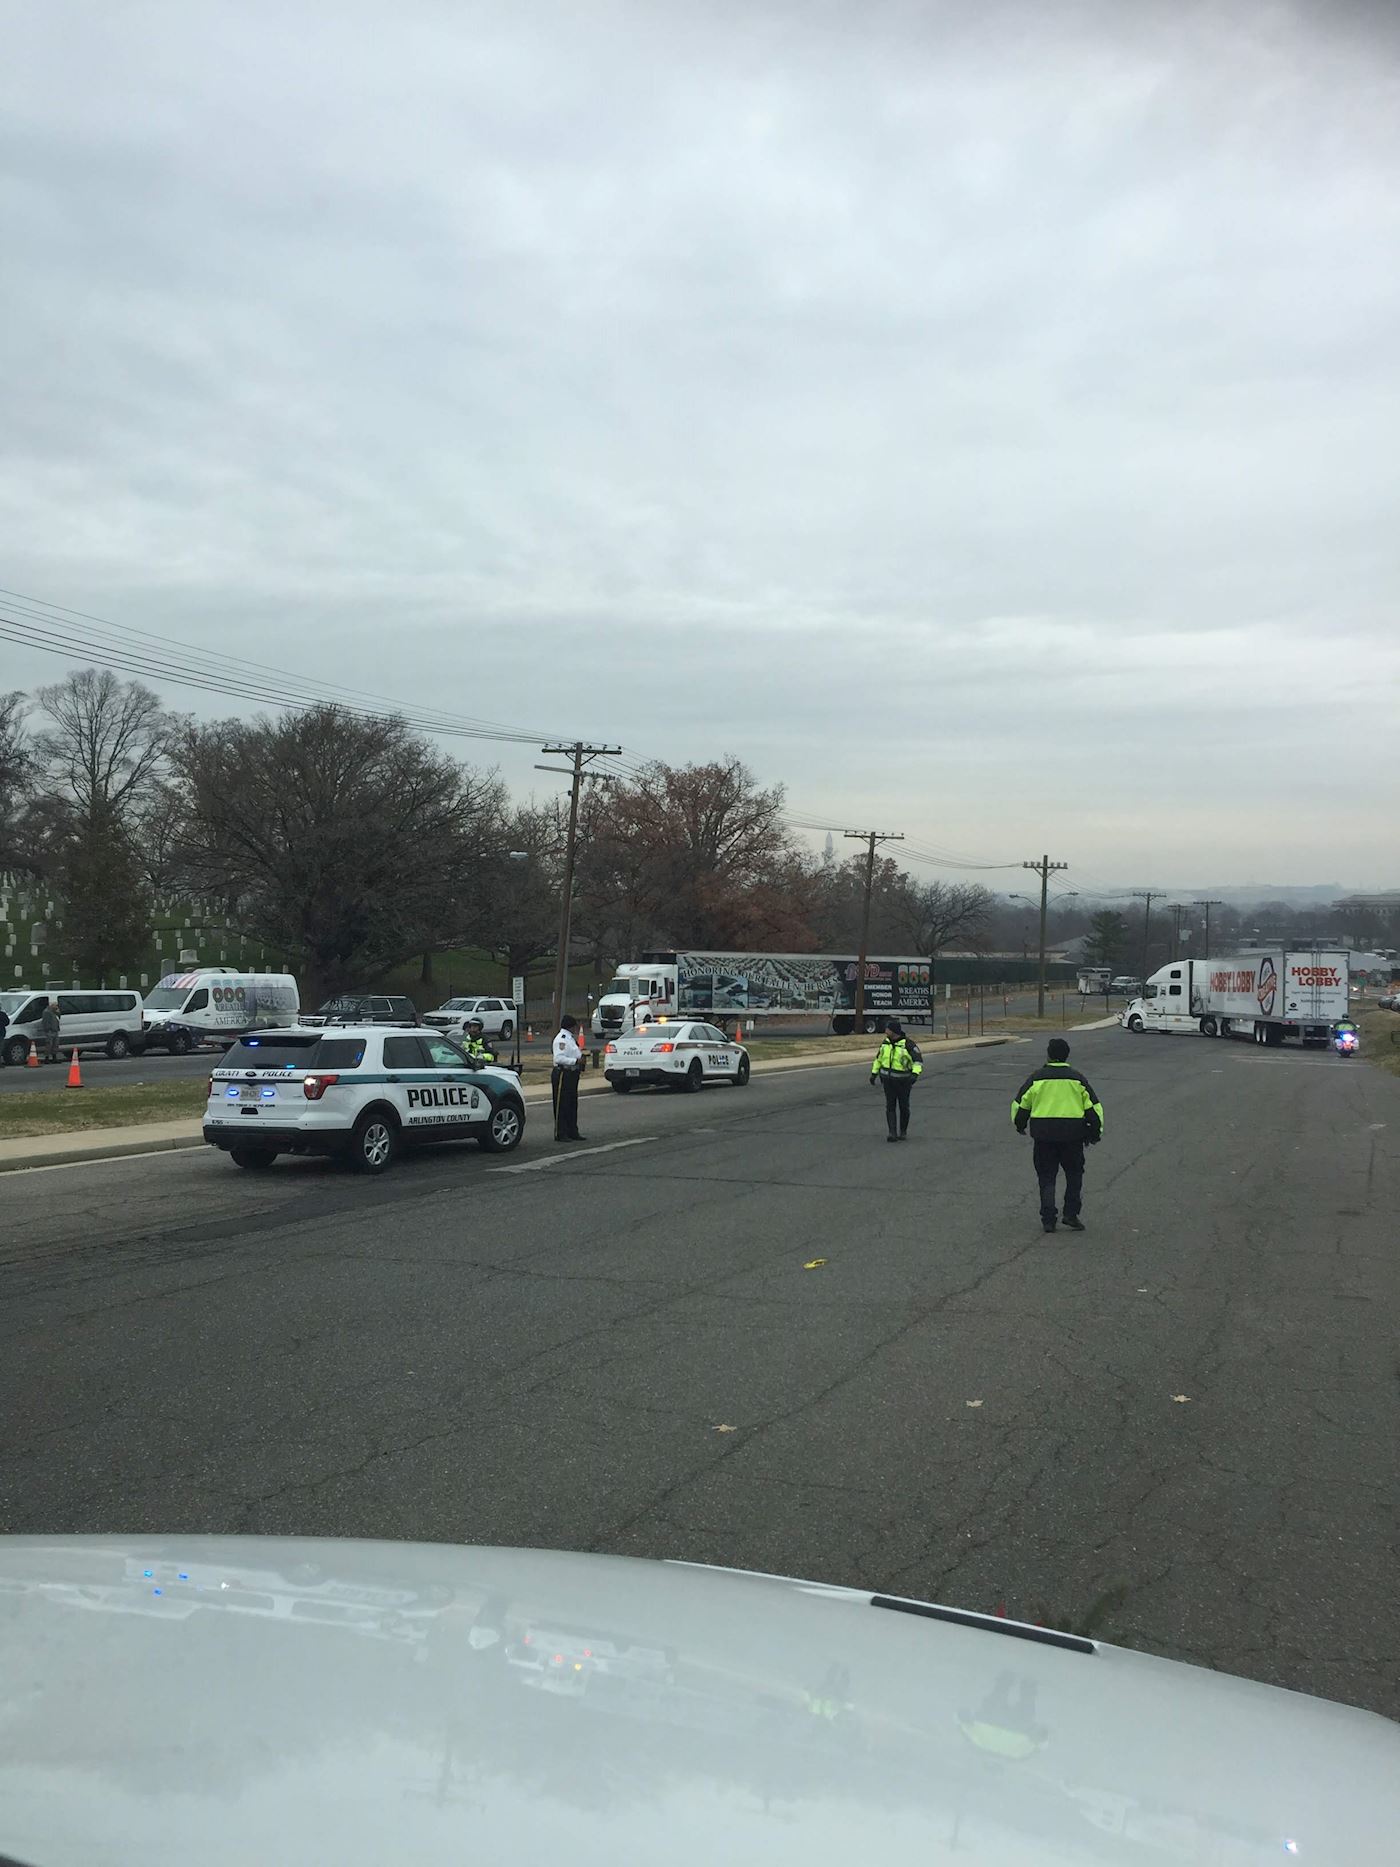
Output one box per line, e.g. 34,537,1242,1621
603,1020,750,1094
202,1025,526,1173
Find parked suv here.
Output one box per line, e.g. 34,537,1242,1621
302,994,421,1027
0,988,144,1065
423,996,517,1042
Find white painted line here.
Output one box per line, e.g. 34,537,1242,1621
492,1137,657,1174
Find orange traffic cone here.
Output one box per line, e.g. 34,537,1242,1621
26,1040,39,1068
526,1024,534,1042
66,1047,83,1089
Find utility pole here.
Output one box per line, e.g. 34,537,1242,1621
1130,890,1159,987
1192,898,1224,958
537,742,621,1027
1166,902,1188,961
1023,855,1068,1016
844,829,904,1031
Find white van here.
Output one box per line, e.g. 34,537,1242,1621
0,988,145,1065
140,970,300,1054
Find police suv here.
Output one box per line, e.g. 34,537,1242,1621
603,1020,750,1094
202,1025,526,1174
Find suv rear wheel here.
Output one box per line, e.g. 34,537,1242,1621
350,1108,398,1174
230,1147,277,1170
499,1020,513,1040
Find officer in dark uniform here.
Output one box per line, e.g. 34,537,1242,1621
1011,1036,1104,1232
551,1014,586,1143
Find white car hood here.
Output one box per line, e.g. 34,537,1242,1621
0,1538,1395,1866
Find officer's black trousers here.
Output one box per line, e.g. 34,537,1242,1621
1032,1138,1085,1222
882,1077,913,1137
551,1065,581,1140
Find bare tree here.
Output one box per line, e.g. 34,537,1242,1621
897,880,995,966
173,705,506,1000
575,757,806,951
33,668,171,827
483,802,565,985
0,691,39,873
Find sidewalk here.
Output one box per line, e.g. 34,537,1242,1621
0,1033,1016,1175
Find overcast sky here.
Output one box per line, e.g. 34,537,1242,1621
2,0,1398,890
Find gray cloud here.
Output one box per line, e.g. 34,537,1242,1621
2,0,1397,886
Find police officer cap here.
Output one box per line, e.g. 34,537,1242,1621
885,1020,904,1038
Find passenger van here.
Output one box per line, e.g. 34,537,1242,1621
140,970,300,1054
0,988,144,1065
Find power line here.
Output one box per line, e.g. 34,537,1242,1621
0,589,555,748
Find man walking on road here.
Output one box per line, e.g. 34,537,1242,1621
551,1014,586,1143
870,1019,923,1142
40,998,61,1064
1011,1037,1103,1232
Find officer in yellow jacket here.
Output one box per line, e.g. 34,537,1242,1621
871,1019,923,1142
1011,1036,1104,1233
460,1017,498,1066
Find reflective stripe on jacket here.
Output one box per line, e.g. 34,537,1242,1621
872,1039,922,1082
1011,1061,1104,1140
462,1037,497,1065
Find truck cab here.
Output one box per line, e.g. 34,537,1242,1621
592,964,678,1039
1123,963,1197,1034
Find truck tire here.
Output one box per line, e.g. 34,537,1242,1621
1199,1017,1217,1037
1127,1014,1144,1033
862,1017,881,1035
830,1015,854,1036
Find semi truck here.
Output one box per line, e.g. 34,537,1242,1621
1122,950,1350,1047
591,951,939,1039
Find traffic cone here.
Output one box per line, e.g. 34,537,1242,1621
26,1040,39,1068
66,1048,83,1089
526,1024,535,1042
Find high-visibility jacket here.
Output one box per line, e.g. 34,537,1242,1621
462,1035,497,1066
1011,1060,1103,1141
871,1038,923,1082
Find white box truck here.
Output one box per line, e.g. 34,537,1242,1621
1122,950,1349,1047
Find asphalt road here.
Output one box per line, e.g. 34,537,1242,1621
5,1028,1397,1719
0,990,1083,1093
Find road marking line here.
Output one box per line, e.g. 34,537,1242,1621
493,1138,657,1174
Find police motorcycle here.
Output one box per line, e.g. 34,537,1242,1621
1332,1019,1359,1058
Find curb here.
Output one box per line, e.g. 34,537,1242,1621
0,1034,1024,1174
0,1132,206,1175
